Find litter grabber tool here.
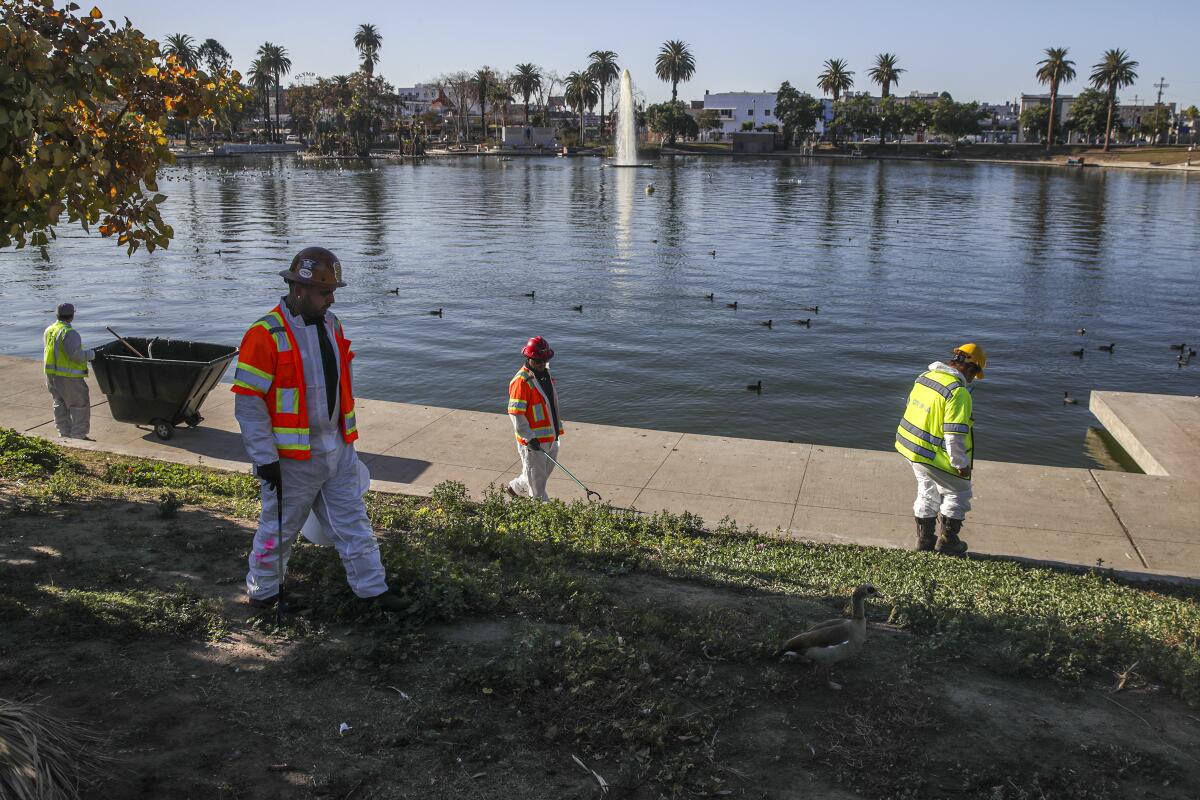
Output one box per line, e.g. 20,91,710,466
274,479,285,625
540,449,602,502
105,326,147,358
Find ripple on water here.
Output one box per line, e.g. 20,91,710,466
2,155,1198,468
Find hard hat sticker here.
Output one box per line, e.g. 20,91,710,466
299,268,313,279
333,261,343,282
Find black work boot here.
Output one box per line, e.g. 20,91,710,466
915,516,937,551
248,593,309,613
363,590,409,614
934,515,969,556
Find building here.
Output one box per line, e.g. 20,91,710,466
1019,94,1076,142
1020,93,1178,143
978,101,1020,143
394,84,444,117
1114,101,1177,137
701,91,778,138
701,90,830,140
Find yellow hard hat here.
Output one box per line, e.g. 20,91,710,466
952,343,986,379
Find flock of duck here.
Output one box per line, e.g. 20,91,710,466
1062,330,1194,406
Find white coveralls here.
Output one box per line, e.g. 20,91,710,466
508,372,559,501
910,361,974,521
509,439,560,500
45,327,94,438
234,304,388,600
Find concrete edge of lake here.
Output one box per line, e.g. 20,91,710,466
3,354,1197,582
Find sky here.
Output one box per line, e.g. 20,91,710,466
101,0,1200,110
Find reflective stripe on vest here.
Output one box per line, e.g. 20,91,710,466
233,361,273,394
272,426,311,453
43,321,87,378
898,417,943,448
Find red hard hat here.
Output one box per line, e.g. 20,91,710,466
522,336,554,360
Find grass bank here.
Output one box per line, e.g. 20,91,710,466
2,427,1199,798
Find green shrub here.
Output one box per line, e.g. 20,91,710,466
103,459,257,499
0,427,78,479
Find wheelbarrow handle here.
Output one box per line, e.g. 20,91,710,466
106,326,147,358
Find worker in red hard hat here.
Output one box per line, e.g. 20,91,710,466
505,336,564,500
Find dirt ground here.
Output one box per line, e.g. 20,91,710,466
2,491,1198,799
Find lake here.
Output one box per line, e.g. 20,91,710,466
3,154,1198,469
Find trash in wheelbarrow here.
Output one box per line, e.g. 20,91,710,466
92,336,238,440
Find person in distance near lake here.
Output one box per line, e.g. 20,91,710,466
506,336,564,500
42,302,95,440
894,343,987,556
230,247,405,613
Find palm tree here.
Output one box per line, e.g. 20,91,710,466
868,53,904,142
817,58,854,145
247,57,274,143
1089,48,1138,151
817,58,854,102
162,33,199,70
196,38,231,75
565,70,599,145
353,24,383,75
162,34,200,147
867,53,903,98
490,78,513,131
472,67,493,140
587,50,620,141
654,40,695,144
512,63,542,125
257,42,292,142
353,25,383,147
1036,47,1076,149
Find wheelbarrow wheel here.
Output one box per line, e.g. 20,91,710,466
152,419,174,440
185,413,202,428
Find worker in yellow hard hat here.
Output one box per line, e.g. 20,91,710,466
894,343,987,555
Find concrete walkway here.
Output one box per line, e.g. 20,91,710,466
3,355,1198,580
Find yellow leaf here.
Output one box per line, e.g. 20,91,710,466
89,6,102,19
145,66,158,77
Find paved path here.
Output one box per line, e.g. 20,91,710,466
3,355,1197,580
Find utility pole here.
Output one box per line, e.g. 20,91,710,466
1153,77,1169,144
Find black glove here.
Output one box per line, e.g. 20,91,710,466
526,439,541,452
256,461,282,492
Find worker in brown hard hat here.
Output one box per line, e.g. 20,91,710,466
230,247,405,614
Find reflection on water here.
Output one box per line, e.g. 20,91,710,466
1084,427,1143,474
2,156,1198,469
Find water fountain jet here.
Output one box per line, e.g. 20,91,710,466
609,69,654,168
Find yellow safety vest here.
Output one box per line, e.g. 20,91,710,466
43,320,88,379
895,369,974,479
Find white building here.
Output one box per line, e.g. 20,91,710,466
701,90,832,140
701,91,778,138
395,84,443,117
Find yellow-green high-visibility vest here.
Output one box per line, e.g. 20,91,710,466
43,320,88,379
894,369,973,479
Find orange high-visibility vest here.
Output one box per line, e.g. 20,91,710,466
507,365,563,445
230,303,358,459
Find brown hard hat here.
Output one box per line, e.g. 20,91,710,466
279,247,347,289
